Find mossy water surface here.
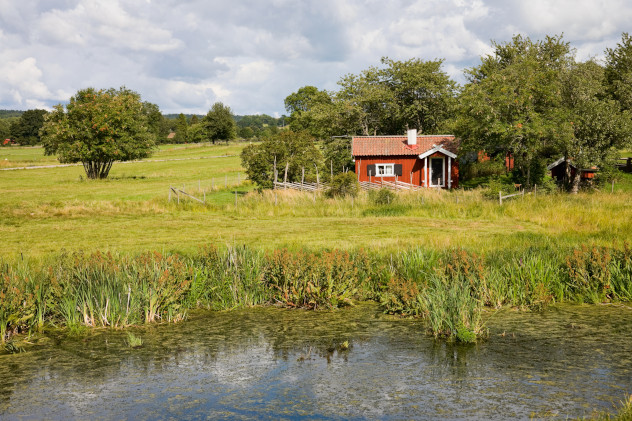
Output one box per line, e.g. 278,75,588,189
1,303,631,419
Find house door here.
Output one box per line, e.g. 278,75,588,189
430,157,445,187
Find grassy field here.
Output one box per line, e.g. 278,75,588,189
2,143,632,259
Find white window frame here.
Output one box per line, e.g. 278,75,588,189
429,157,445,187
375,163,395,176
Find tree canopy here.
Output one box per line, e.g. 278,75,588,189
11,109,48,145
454,34,632,190
285,58,457,139
41,87,156,179
241,130,322,188
203,102,237,144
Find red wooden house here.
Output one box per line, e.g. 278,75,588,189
352,129,459,189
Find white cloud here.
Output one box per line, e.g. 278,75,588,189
0,0,631,114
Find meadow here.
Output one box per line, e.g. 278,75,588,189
2,142,632,346
2,142,632,258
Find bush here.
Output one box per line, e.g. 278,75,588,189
483,175,516,200
370,188,395,205
326,172,359,198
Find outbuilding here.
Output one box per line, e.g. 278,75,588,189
352,129,459,189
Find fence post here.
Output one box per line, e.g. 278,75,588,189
499,191,502,205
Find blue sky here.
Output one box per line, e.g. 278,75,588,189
0,0,631,116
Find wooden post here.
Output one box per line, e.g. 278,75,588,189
283,162,289,189
358,159,361,182
273,156,278,190
203,191,206,203
499,191,502,205
314,164,320,189
235,191,238,207
301,167,305,190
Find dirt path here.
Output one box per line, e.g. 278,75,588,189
0,154,236,171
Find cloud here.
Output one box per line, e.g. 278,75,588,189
0,0,631,115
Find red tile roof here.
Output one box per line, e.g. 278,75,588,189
352,135,458,157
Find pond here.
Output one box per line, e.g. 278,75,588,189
1,303,631,420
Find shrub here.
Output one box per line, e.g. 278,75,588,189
325,172,359,198
370,188,396,205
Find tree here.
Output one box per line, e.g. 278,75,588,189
454,35,572,186
142,102,168,140
175,113,188,143
381,57,458,134
605,32,632,112
203,102,237,144
41,87,156,179
11,109,48,145
240,130,322,188
558,60,632,192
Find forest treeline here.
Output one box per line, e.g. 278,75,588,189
3,33,632,191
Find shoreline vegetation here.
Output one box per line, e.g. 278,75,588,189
2,242,631,346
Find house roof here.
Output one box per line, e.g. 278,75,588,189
352,135,458,157
547,157,598,172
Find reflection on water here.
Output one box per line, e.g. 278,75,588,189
1,303,631,420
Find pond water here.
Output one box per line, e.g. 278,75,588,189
1,303,631,420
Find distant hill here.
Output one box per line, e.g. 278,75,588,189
0,110,24,119
163,114,204,120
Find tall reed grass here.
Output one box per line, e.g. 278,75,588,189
1,242,632,343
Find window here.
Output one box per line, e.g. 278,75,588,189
376,163,395,176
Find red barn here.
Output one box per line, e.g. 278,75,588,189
352,130,459,189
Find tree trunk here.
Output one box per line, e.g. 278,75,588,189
570,169,581,194
83,161,114,179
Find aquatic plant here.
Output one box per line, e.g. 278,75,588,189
126,332,143,348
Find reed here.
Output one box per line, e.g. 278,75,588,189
1,243,631,343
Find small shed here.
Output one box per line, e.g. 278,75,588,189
352,129,459,189
547,157,597,182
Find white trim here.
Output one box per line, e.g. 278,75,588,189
418,144,457,160
375,163,395,176
429,157,445,187
448,156,452,189
424,156,428,186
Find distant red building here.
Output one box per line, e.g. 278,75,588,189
547,158,597,182
352,130,459,189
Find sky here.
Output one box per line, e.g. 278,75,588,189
1,0,631,116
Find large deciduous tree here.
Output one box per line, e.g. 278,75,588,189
558,60,632,192
605,32,632,112
11,109,48,145
454,35,572,186
41,87,156,179
203,102,237,144
240,130,322,188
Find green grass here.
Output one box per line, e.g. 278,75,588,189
1,142,632,259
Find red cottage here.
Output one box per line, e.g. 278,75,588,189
352,129,459,189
